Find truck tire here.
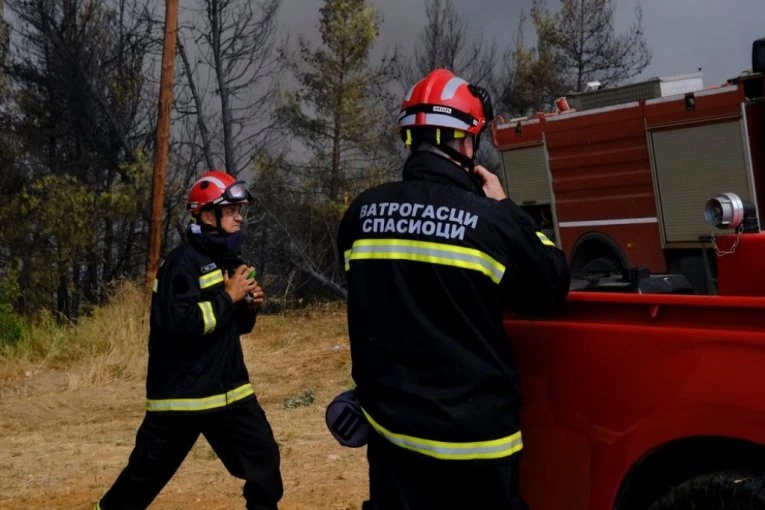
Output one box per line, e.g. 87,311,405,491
577,256,623,279
647,470,765,510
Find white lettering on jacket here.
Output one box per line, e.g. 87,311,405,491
358,201,479,241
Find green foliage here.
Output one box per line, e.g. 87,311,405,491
0,303,24,346
0,174,93,263
1,0,155,317
539,0,651,91
0,280,147,372
280,0,398,203
501,7,568,116
498,0,651,116
0,273,25,346
255,0,401,301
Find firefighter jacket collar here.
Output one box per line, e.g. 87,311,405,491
187,223,243,266
402,148,487,198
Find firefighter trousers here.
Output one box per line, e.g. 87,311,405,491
98,396,282,510
362,433,530,510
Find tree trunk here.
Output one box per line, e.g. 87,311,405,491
210,0,236,175
178,35,215,170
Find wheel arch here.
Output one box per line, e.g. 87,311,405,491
569,232,629,275
614,436,765,510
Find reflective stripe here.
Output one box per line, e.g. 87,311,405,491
441,76,468,100
345,239,505,284
152,278,158,293
398,113,470,132
197,301,216,334
536,232,556,247
146,383,254,412
94,504,102,510
362,408,523,460
199,269,224,289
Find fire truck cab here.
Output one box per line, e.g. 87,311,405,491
492,37,765,295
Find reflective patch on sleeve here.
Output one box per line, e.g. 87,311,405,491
197,301,216,334
152,278,158,293
199,269,224,289
536,232,556,247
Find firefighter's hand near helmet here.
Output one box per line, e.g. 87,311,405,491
474,164,507,201
224,264,259,304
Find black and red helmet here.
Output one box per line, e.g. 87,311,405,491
186,170,252,216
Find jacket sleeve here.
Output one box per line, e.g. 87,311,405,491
153,258,236,338
338,204,355,275
235,303,257,334
498,198,571,315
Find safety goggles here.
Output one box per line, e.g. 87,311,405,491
218,181,253,204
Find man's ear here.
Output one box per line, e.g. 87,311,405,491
458,136,472,157
199,209,215,227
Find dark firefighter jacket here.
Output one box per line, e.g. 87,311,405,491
146,224,257,413
338,149,571,461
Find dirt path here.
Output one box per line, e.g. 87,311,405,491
0,310,368,509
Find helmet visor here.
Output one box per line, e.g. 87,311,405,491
222,181,252,203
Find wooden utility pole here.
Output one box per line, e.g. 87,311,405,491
146,0,180,290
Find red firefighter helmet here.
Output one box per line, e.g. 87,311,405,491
186,170,253,216
396,68,493,138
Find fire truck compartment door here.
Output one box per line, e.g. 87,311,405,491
500,146,552,205
650,121,756,243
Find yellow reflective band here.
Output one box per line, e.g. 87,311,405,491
405,129,413,146
453,129,466,139
146,383,254,412
346,238,505,284
152,278,158,293
93,504,102,510
436,128,441,145
344,248,352,271
362,408,523,460
197,301,216,334
536,231,556,247
199,269,224,289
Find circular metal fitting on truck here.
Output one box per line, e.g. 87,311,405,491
704,192,745,230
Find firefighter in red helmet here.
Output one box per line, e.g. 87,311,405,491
336,69,570,509
96,170,283,510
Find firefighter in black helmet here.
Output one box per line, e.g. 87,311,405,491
95,170,283,510
337,69,571,509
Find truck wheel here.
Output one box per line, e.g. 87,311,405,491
577,256,622,279
647,470,765,510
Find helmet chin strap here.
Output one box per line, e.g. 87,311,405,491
214,206,224,232
197,207,226,234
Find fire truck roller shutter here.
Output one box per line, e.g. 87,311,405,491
650,121,756,244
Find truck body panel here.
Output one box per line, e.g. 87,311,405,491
505,289,765,509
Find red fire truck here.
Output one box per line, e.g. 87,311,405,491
500,38,765,509
492,39,765,294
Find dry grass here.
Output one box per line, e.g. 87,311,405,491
0,284,368,509
0,281,149,391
